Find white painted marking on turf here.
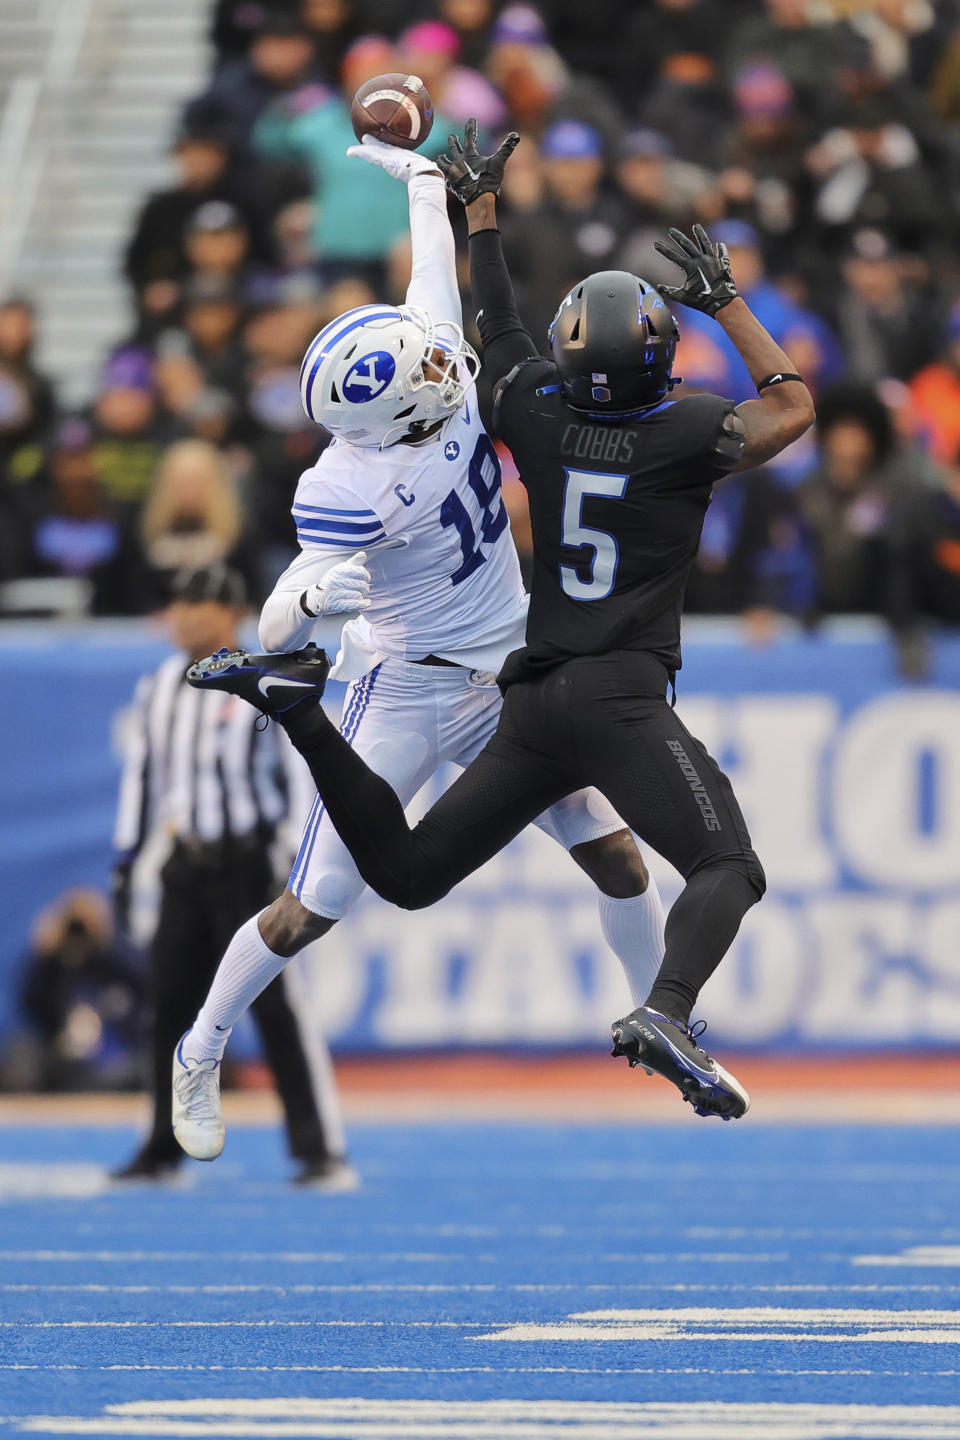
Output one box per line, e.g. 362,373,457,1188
20,1308,957,1341
14,1398,960,1438
1,1319,469,1329
476,1307,960,1345
0,1166,108,1200
854,1246,960,1268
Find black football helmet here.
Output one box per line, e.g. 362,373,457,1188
548,271,680,416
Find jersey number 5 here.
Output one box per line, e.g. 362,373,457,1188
560,468,629,601
440,434,508,586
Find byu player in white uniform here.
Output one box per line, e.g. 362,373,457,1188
173,139,666,1161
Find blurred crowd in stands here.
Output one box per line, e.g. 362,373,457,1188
2,0,960,668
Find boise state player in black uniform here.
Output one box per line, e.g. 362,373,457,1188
188,123,814,1120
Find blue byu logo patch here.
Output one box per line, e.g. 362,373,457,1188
444,440,460,461
342,351,396,403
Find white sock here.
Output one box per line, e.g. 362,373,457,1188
598,877,666,1009
185,913,288,1062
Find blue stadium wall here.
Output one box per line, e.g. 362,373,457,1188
1,620,958,1054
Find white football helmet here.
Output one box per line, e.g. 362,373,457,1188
299,304,479,449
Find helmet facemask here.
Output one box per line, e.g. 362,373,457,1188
377,308,480,449
300,303,479,450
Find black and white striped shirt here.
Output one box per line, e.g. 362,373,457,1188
114,654,307,860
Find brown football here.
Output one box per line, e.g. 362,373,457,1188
350,72,434,151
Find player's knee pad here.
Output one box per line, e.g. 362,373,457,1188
297,865,366,920
535,786,624,851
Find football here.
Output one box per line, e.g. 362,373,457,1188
350,72,434,150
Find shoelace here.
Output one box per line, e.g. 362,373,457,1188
647,1008,708,1045
173,1061,220,1122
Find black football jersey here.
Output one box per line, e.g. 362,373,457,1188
496,360,742,686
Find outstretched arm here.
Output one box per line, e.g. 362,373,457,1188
438,120,536,391
407,171,461,327
346,137,461,327
466,195,539,391
655,225,815,470
717,299,816,471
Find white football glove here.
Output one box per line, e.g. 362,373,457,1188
301,551,371,616
345,134,442,185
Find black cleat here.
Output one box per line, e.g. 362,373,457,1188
186,643,331,714
611,1005,750,1120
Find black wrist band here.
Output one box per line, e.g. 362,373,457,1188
299,591,316,618
757,372,803,393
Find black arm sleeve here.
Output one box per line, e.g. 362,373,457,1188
468,227,539,390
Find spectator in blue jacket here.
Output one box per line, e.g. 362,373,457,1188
253,35,452,288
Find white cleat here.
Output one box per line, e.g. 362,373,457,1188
172,1034,225,1160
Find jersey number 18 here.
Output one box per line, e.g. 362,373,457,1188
440,435,509,586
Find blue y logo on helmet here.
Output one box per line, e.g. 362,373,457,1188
342,351,396,403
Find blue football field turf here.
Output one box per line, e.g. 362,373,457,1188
1,1119,959,1438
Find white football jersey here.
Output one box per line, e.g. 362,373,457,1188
291,393,528,678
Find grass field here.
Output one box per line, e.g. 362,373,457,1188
1,1059,959,1439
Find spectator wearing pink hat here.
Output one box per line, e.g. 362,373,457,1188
398,20,505,131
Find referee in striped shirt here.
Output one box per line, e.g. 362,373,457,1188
111,564,353,1187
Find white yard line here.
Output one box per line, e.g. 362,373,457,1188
11,1398,960,1439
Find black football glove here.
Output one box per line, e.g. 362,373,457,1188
437,117,520,206
654,224,738,316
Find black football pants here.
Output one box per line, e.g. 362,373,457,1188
282,651,766,1024
142,840,332,1164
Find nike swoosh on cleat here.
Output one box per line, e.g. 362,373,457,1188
257,677,318,699
646,1021,718,1085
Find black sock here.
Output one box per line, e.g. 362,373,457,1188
276,694,333,749
275,697,419,906
645,867,759,1026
